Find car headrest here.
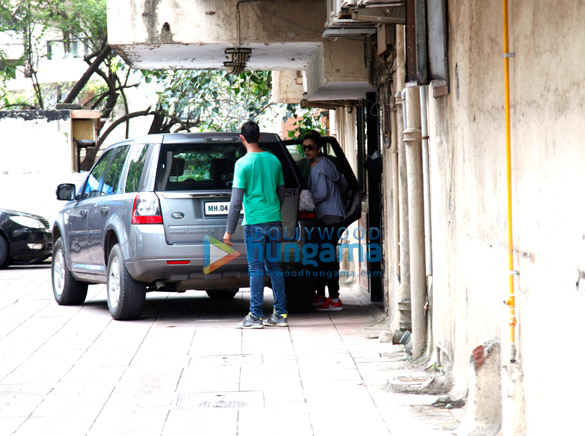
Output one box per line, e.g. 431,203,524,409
170,158,185,177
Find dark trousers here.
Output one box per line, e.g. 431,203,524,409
313,215,343,299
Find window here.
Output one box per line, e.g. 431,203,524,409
101,146,129,195
125,144,152,193
47,38,90,60
83,149,114,199
157,143,245,191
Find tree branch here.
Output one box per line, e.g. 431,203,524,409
96,109,153,148
62,43,111,104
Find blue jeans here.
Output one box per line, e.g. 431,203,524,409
244,222,287,318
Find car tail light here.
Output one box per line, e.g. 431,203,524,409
167,260,190,265
297,211,315,220
132,193,163,224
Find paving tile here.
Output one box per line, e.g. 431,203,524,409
162,409,238,436
113,367,183,394
177,367,241,392
87,412,168,436
11,416,92,436
0,417,25,435
0,267,461,436
30,391,110,417
0,393,45,418
238,403,312,436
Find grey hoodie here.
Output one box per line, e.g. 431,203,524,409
308,157,348,220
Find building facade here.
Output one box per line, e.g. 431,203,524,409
107,1,585,434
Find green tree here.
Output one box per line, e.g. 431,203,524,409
145,69,273,133
283,105,328,138
0,0,323,169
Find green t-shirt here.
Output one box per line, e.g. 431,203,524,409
233,151,284,225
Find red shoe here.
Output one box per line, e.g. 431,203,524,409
311,294,328,306
314,298,343,311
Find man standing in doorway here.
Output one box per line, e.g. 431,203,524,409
223,121,288,328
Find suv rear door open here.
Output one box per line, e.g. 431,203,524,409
283,136,361,229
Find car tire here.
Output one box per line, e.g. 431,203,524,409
206,289,239,300
284,276,313,313
0,235,8,268
51,237,88,305
107,244,145,320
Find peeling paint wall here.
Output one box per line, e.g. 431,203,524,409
0,111,72,175
424,1,585,434
107,0,325,44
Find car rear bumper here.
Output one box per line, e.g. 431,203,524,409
123,224,310,290
125,224,249,288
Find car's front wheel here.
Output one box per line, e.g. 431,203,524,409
52,237,88,305
107,244,145,320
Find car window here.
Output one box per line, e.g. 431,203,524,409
125,143,152,193
83,149,114,199
156,143,246,191
101,145,129,195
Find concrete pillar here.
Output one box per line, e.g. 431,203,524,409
403,85,426,357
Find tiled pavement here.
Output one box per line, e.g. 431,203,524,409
0,264,462,436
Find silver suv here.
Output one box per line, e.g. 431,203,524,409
51,132,360,320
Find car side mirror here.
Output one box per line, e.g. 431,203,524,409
56,183,77,201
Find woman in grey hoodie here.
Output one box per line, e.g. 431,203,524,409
303,130,348,311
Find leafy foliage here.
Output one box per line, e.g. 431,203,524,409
41,0,107,51
145,69,274,133
0,0,110,109
284,104,328,138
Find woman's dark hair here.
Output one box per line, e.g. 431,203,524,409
302,130,322,146
241,120,260,143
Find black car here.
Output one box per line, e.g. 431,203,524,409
0,208,52,268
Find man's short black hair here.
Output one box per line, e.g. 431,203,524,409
241,121,260,143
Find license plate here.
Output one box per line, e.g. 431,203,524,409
204,201,232,216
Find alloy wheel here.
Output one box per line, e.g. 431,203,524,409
53,249,65,298
108,256,121,310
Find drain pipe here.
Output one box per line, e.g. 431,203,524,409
395,90,412,338
419,86,432,277
502,0,517,363
403,85,427,357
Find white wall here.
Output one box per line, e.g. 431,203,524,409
0,112,86,222
423,1,585,434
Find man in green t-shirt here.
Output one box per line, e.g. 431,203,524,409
223,121,288,328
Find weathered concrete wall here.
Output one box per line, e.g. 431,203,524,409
107,0,325,70
271,71,304,104
425,1,585,434
109,0,325,45
305,38,373,101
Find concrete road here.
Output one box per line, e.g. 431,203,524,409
0,264,461,436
